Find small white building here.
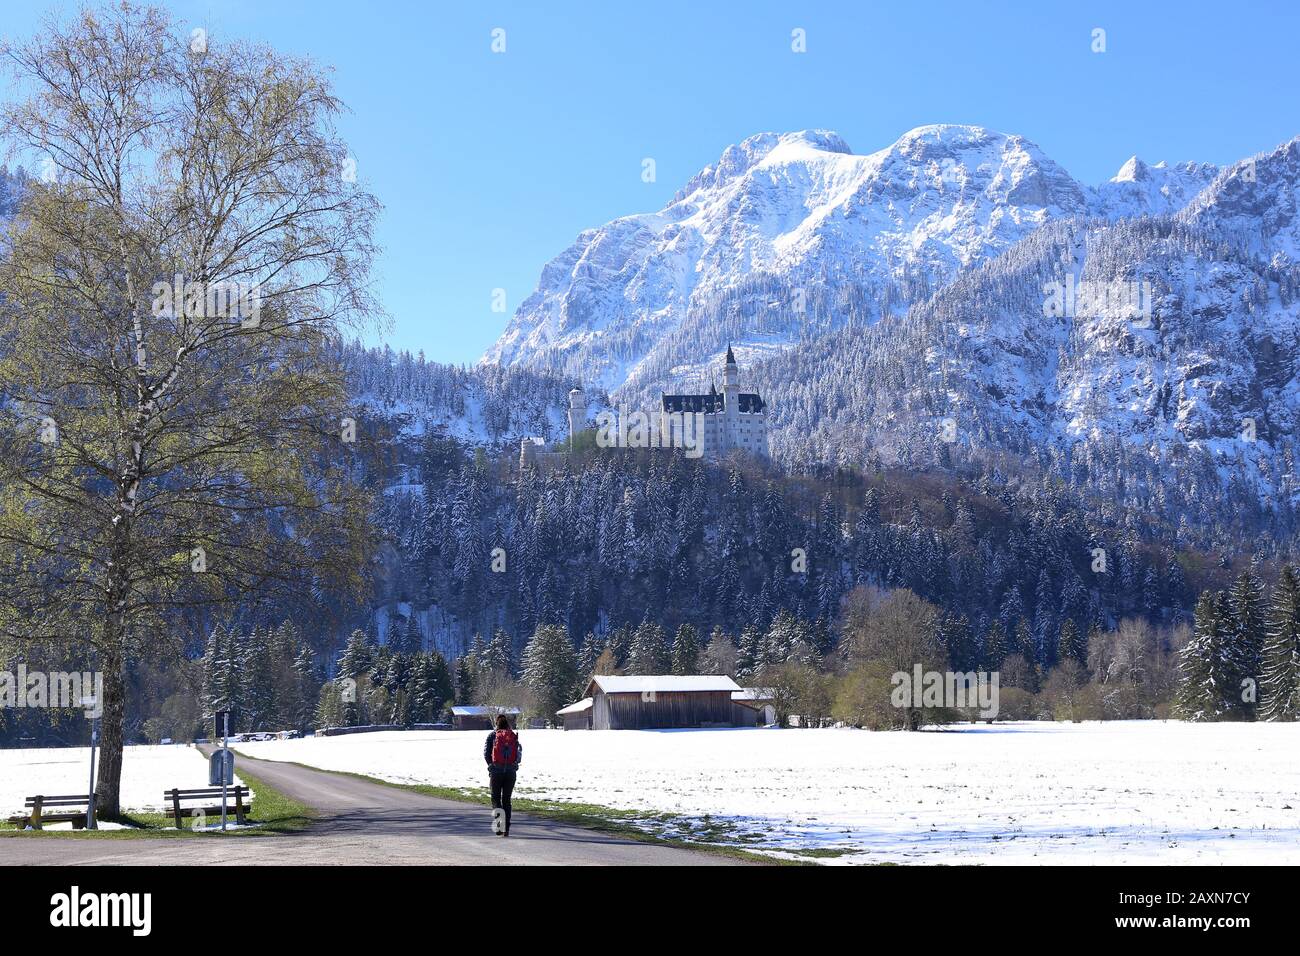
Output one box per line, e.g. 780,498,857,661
732,688,778,726
556,697,593,731
450,705,520,730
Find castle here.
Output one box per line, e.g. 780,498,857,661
657,346,768,460
522,347,768,466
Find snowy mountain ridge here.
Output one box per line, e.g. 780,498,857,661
479,126,1300,508
480,124,1270,393
484,124,1100,393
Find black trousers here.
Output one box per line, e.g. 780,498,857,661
489,769,516,830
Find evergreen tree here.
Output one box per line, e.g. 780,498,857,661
290,646,319,731
404,654,434,723
998,587,1025,637
314,681,348,730
1057,619,1087,670
1211,590,1232,717
627,620,670,675
576,632,603,680
605,625,633,670
671,624,701,675
807,617,834,657
521,624,578,721
1260,566,1300,721
378,648,410,693
338,629,375,681
1227,566,1268,718
479,629,514,680
428,652,454,716
454,654,476,704
763,610,801,667
1176,591,1228,720
1033,569,1055,663
201,624,241,721
241,626,278,731
737,625,763,678
982,619,1007,671
388,685,411,726
1013,618,1036,661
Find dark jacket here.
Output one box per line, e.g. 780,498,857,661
484,729,522,773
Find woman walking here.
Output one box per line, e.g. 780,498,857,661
484,713,522,836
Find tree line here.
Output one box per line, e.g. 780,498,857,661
1176,565,1300,721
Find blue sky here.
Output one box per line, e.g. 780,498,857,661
5,1,1299,364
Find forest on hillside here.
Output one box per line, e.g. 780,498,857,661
16,421,1293,747
4,330,1297,748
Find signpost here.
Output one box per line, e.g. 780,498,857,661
214,710,232,831
83,696,98,831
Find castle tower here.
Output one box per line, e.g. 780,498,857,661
723,344,739,387
519,436,544,468
722,345,739,453
567,387,587,449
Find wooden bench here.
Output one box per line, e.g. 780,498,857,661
164,786,250,829
6,794,92,830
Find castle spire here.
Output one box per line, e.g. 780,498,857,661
725,344,736,366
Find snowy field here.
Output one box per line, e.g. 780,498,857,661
234,721,1300,865
0,744,244,825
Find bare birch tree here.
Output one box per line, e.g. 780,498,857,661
0,3,381,814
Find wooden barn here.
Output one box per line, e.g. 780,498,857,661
556,697,593,730
450,705,519,731
578,675,744,730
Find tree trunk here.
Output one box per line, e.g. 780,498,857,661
95,510,134,819
94,639,126,817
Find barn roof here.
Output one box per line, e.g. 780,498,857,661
586,675,741,695
731,687,776,702
450,705,521,716
556,697,593,715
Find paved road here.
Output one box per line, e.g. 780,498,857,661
1,748,739,866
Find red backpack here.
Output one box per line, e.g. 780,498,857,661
491,727,518,766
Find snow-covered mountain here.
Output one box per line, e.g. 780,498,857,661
948,140,1299,460
482,125,1248,395
485,125,1092,393
1181,137,1300,263
481,126,1300,506
1092,155,1220,219
751,137,1300,509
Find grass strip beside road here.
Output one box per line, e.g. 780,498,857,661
0,762,314,839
